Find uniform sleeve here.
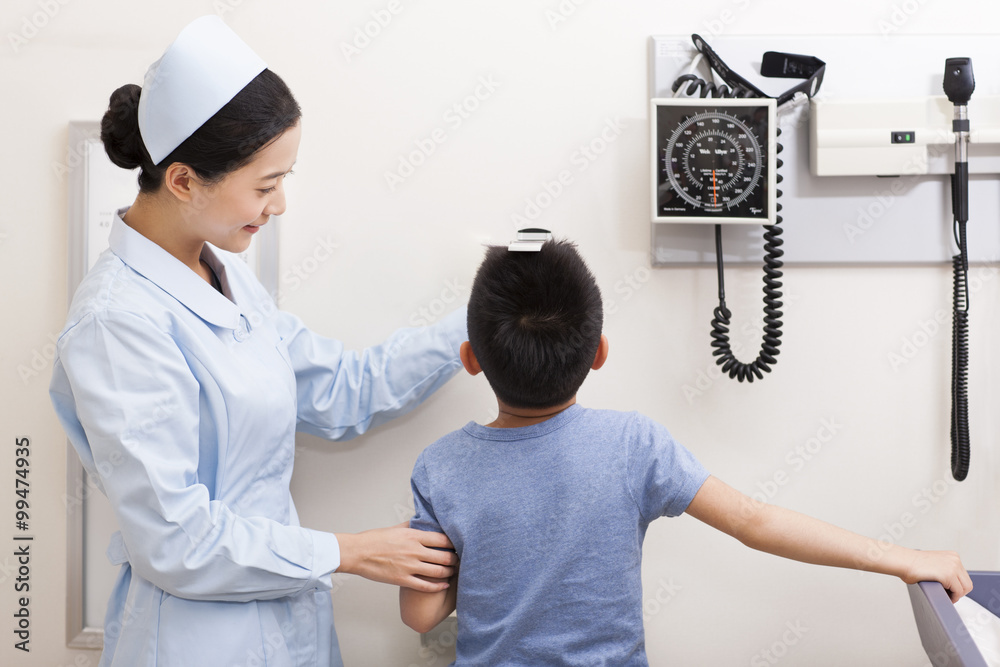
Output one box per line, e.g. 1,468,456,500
274,306,466,441
625,413,710,522
50,309,341,603
408,452,443,534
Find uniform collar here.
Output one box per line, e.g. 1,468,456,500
109,207,243,330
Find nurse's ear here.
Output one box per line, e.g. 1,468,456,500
162,162,201,203
460,342,482,376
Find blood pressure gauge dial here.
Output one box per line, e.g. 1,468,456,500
651,97,777,225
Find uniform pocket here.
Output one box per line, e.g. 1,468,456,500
156,596,293,667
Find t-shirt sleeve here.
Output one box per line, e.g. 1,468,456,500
626,413,710,522
409,451,443,533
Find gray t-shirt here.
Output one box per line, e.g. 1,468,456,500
410,404,710,665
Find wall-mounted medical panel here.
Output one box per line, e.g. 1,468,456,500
649,34,1000,266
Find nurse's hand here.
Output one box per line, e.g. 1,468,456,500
335,522,458,593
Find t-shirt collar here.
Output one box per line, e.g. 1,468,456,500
109,207,243,330
463,403,583,441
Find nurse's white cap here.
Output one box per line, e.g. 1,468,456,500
138,16,267,165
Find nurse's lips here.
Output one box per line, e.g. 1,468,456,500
244,215,270,233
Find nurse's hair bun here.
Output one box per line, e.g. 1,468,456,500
100,84,150,172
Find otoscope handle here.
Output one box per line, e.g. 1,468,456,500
953,162,969,224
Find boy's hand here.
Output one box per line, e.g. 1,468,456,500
900,549,973,603
336,522,458,592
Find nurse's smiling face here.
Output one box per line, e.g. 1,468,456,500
186,121,302,254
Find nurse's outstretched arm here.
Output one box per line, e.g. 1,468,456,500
684,475,973,602
276,307,467,441
335,522,457,592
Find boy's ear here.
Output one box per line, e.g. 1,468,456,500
460,342,482,376
591,334,609,370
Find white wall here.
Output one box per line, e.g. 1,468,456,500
3,1,1000,665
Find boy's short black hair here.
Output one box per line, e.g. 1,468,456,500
467,239,603,410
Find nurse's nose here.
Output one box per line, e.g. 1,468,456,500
264,181,287,217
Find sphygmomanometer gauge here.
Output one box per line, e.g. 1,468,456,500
652,98,777,225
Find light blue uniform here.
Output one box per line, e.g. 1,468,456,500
50,210,466,667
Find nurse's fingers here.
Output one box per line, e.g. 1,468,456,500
412,560,455,580
419,543,459,567
402,523,454,551
337,523,462,588
397,524,458,566
403,574,452,594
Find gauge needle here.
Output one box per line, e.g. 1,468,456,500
712,169,718,205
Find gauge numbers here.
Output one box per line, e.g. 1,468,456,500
651,98,776,224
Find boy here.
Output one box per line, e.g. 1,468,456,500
399,239,971,665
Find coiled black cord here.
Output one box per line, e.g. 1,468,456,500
671,74,755,99
671,69,787,382
709,130,785,382
951,219,970,480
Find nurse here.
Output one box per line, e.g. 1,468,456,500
49,16,461,667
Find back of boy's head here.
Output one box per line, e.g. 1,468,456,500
467,239,604,410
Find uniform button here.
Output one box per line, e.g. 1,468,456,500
234,328,248,342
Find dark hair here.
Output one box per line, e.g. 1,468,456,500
100,69,301,193
467,239,604,410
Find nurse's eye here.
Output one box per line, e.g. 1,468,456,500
257,170,293,196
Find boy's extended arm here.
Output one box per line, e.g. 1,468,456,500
399,567,459,634
685,475,973,602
